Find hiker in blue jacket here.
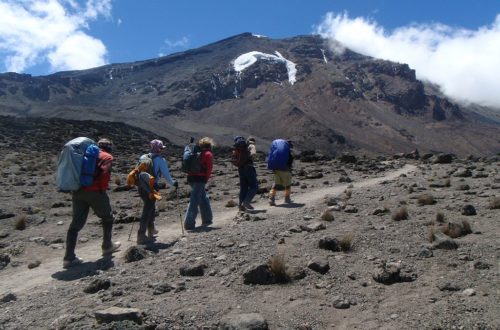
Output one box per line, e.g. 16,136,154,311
137,139,178,244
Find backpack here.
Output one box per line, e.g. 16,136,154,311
181,143,203,173
231,139,251,167
56,137,99,192
126,153,157,187
267,139,290,170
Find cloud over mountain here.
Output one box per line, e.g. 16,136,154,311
0,0,110,73
316,12,500,108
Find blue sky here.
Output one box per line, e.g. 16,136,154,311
1,0,499,107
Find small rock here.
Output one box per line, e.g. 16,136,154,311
153,282,174,295
243,263,276,285
462,288,476,296
437,282,461,291
318,237,340,252
461,204,477,216
27,260,41,269
217,239,236,248
84,278,111,294
0,253,11,270
307,259,330,275
333,298,350,309
225,200,238,207
417,248,433,258
219,313,269,330
1,292,17,303
432,232,458,250
124,246,148,263
473,261,491,270
94,307,143,324
179,263,207,277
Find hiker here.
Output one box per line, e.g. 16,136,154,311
184,137,214,230
247,137,257,156
232,136,258,211
63,138,120,268
267,139,294,206
136,139,178,244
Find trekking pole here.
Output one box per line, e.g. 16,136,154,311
176,187,185,235
128,193,139,241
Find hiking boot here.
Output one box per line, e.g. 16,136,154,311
243,202,254,210
239,204,246,211
102,241,121,256
137,233,153,245
284,196,292,204
63,256,83,269
269,198,276,206
147,226,159,238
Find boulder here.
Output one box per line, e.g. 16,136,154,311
219,313,269,330
94,307,143,324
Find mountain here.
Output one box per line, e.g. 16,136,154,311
0,32,499,156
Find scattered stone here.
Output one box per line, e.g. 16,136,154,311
1,292,17,303
179,263,207,277
153,282,174,295
344,205,358,213
437,282,461,291
124,246,148,263
417,248,433,258
84,278,111,294
225,200,238,208
462,288,476,296
301,222,326,232
219,313,269,330
373,207,389,216
289,266,307,280
461,204,477,216
217,239,236,248
473,261,491,270
333,298,350,309
27,260,41,269
307,259,330,274
289,226,303,233
372,261,417,285
318,237,340,252
432,232,458,250
338,176,352,183
453,168,472,177
243,263,276,285
431,154,454,164
94,307,143,324
0,253,11,270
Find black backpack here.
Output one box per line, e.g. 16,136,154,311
182,143,203,173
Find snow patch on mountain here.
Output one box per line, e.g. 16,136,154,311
233,51,297,85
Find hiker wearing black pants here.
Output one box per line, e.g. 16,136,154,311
232,136,258,211
63,138,120,268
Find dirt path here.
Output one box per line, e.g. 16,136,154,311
0,164,416,295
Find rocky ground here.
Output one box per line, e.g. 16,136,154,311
0,117,499,329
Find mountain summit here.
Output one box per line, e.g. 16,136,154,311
0,33,498,156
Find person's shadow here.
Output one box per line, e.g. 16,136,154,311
51,256,115,281
144,240,178,253
275,202,306,209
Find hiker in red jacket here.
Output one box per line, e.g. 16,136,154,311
184,137,214,230
63,138,120,268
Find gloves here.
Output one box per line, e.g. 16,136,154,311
173,180,179,189
149,191,162,201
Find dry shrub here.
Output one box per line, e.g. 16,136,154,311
339,234,354,252
15,215,27,230
392,206,409,221
114,175,121,186
344,189,352,200
441,220,472,238
320,209,334,222
436,212,446,223
488,197,500,209
269,254,290,283
417,194,436,206
427,226,438,242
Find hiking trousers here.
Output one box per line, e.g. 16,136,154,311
138,187,156,237
184,182,212,229
64,190,114,261
238,165,258,205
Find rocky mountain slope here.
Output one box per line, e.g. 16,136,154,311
0,33,499,156
0,116,499,329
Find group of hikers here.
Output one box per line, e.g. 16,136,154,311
58,136,294,269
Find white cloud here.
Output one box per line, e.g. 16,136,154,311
0,0,111,74
160,36,190,54
316,12,500,108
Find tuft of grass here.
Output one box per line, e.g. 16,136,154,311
427,226,437,242
436,212,446,223
392,206,409,221
488,197,500,209
339,234,354,252
269,254,290,283
441,220,472,238
15,215,27,230
114,175,121,186
344,189,353,200
320,209,335,222
417,194,436,206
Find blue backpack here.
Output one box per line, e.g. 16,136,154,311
267,139,290,170
56,137,99,192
